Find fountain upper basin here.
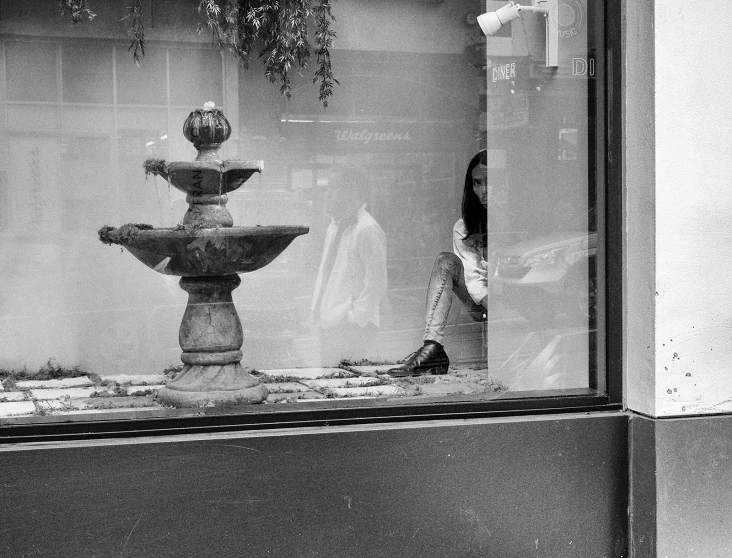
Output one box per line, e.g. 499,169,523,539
151,160,264,197
112,225,309,277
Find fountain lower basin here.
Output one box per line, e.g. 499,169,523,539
99,224,308,408
113,225,309,276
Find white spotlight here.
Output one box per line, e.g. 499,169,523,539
477,1,558,67
477,4,522,36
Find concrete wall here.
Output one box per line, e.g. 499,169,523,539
0,413,628,558
623,0,656,416
624,2,732,555
625,1,732,416
654,0,732,416
630,414,732,558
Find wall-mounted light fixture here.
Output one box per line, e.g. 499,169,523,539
477,0,558,67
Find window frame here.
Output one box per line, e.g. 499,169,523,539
0,0,623,444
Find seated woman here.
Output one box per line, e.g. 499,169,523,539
389,149,489,377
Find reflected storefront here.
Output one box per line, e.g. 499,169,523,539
0,1,634,556
482,0,601,393
12,1,732,556
275,51,479,368
0,0,609,413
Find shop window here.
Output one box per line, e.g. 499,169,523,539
5,41,57,103
61,137,113,233
0,172,7,231
0,0,620,440
62,44,114,105
115,47,167,106
169,48,223,108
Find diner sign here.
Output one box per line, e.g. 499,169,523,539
492,62,517,83
487,57,529,94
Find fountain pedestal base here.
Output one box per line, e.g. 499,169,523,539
157,362,268,407
157,275,268,408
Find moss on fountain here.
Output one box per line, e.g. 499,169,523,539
172,222,208,234
144,158,169,179
98,223,154,246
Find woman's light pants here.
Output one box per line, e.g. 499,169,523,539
423,252,482,343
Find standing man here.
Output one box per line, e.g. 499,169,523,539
311,165,387,365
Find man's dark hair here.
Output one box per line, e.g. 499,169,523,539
461,149,488,239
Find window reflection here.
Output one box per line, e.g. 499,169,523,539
5,41,56,103
115,47,167,106
311,165,387,365
0,0,603,416
483,0,599,392
62,44,113,104
388,151,489,378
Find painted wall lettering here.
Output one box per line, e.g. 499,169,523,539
335,129,412,145
554,0,585,39
192,169,203,195
572,57,595,77
492,62,517,83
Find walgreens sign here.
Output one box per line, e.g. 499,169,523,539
335,129,413,145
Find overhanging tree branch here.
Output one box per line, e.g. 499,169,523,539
60,0,339,108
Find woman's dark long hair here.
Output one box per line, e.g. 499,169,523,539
461,149,488,240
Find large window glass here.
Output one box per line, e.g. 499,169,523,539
0,0,616,432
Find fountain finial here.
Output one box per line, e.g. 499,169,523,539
183,102,232,161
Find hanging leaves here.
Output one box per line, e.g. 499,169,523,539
60,0,339,108
58,0,96,22
199,0,339,107
312,0,337,106
122,0,146,66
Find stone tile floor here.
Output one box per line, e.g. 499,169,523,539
0,364,504,420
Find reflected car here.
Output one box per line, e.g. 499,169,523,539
494,230,597,325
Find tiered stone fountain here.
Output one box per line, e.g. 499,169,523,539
99,103,308,407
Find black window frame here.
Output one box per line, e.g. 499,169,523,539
0,0,622,445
